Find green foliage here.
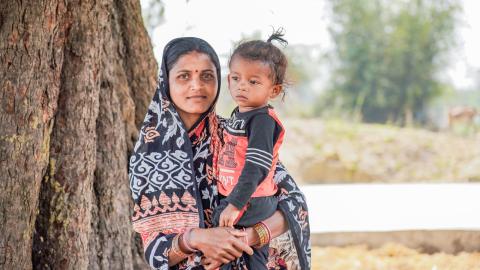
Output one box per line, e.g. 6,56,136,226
321,0,460,125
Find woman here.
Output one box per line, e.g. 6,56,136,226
129,37,310,269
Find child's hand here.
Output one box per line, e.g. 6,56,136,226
219,203,241,227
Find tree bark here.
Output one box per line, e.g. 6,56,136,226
0,0,157,269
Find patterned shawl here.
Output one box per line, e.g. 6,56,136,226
129,37,310,270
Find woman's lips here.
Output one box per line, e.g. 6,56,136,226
187,95,207,100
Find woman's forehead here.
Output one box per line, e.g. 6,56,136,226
170,51,216,72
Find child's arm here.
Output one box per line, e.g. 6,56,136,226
219,203,241,227
219,113,280,226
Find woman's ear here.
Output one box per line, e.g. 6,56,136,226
270,84,283,98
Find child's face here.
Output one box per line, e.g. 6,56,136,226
228,56,282,112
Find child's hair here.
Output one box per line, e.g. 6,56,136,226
229,28,288,92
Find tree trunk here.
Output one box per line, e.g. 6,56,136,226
0,1,157,269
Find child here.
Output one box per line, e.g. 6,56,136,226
212,30,289,269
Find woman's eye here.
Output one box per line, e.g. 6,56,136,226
178,73,189,80
201,73,214,81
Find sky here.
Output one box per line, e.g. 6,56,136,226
142,0,480,90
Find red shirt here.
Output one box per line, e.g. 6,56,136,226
217,106,284,209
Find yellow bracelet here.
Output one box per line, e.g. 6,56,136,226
253,222,271,248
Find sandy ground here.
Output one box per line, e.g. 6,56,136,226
312,244,480,270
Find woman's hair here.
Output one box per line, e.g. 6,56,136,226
229,28,288,88
163,37,221,77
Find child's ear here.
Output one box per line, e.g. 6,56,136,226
270,84,283,98
227,74,232,88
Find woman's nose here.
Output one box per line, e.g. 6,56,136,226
189,76,203,90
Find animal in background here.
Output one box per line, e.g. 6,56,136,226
447,106,478,128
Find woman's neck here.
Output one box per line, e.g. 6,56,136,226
178,111,201,131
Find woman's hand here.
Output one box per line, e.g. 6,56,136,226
190,227,253,264
201,256,223,270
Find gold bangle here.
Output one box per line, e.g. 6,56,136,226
253,222,271,248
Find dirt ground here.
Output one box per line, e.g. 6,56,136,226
280,119,480,184
312,244,480,270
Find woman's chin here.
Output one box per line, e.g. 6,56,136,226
184,106,210,116
191,100,213,109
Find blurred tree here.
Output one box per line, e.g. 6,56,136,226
141,0,165,33
321,0,459,125
273,45,322,117
141,0,192,33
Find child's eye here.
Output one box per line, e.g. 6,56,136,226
231,76,239,81
249,80,259,85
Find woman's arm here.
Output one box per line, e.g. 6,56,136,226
245,210,288,246
168,234,190,267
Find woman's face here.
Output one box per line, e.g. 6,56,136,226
168,51,218,124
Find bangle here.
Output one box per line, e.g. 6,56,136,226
170,233,188,257
260,221,272,240
182,228,198,253
253,222,271,248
